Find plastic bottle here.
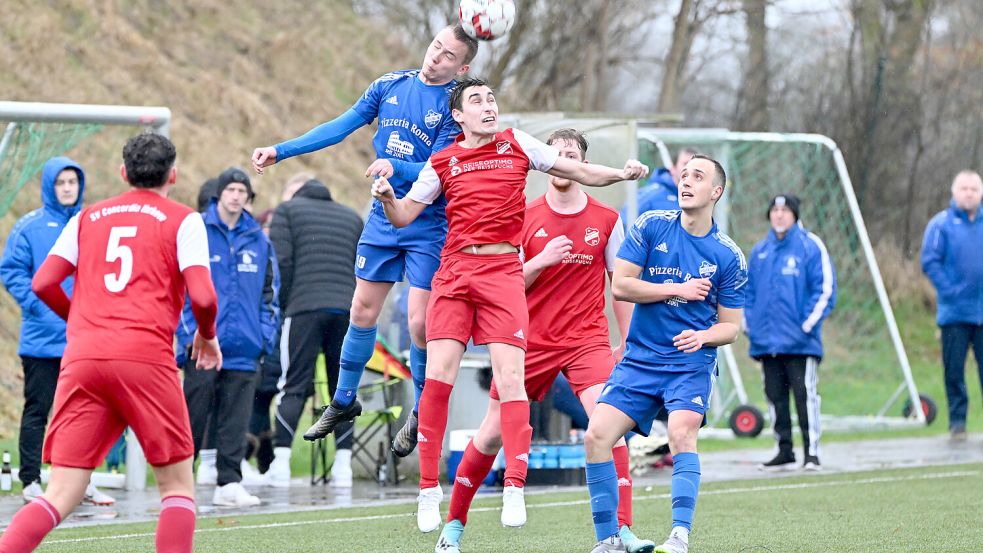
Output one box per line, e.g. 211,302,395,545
1,450,12,492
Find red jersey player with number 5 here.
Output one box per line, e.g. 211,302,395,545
371,77,648,551
0,133,221,553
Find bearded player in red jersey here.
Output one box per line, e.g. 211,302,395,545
371,78,648,551
0,133,221,553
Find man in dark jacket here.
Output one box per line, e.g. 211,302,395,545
745,194,836,471
176,167,280,506
921,170,983,442
1,157,114,505
264,178,363,488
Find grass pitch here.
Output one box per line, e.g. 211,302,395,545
35,463,983,552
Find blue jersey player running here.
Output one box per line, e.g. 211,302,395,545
583,155,747,553
251,24,479,459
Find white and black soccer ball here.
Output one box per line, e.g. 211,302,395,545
459,0,516,41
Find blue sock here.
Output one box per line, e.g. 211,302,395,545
670,452,701,532
333,323,377,406
586,460,619,541
409,343,427,413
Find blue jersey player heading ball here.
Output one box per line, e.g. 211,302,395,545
584,155,747,553
251,25,479,463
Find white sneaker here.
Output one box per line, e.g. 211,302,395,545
330,449,353,488
22,481,43,503
500,485,526,527
654,527,689,553
241,459,265,486
82,482,115,506
263,447,291,488
417,485,443,533
196,449,218,486
591,536,627,552
212,482,261,507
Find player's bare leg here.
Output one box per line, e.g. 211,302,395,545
392,286,432,457
416,338,466,533
585,404,637,552
151,457,197,553
653,410,703,553
579,385,654,553
304,279,393,441
0,465,88,552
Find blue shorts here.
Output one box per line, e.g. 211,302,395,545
355,209,445,290
597,358,717,436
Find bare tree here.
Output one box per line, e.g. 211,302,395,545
734,0,769,131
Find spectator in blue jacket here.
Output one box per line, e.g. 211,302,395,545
0,157,114,505
177,167,280,507
745,194,836,471
620,148,696,224
920,170,983,442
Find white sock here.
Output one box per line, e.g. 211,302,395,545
273,447,292,464
333,449,352,466
670,526,690,542
199,449,217,467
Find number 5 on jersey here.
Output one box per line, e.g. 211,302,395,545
105,226,138,292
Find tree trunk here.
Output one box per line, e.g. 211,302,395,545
658,0,696,115
737,0,769,130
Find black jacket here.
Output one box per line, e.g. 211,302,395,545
269,181,363,316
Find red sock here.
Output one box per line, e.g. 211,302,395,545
156,495,196,553
418,379,453,489
613,445,632,528
447,441,497,525
0,497,60,552
500,400,533,488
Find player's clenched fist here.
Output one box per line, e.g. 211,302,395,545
622,159,649,181
539,235,574,267
251,146,278,175
371,177,396,202
365,159,395,179
676,278,712,301
672,329,705,353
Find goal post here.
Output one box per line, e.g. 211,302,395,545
1,101,171,489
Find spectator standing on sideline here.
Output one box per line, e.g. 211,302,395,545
267,178,363,487
745,194,836,471
177,167,280,506
921,170,983,442
0,157,114,506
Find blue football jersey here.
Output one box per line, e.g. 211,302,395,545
617,210,748,366
352,69,459,232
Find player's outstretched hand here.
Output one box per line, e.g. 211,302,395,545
192,330,222,370
539,235,574,267
365,158,395,179
676,278,711,301
371,176,396,202
622,159,649,181
251,146,277,175
673,329,705,353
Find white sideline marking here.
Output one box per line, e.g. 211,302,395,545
42,470,979,545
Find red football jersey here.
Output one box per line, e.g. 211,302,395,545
522,194,624,350
408,128,559,256
48,188,209,366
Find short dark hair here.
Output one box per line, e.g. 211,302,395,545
546,128,589,158
122,133,176,189
689,153,727,193
449,77,490,112
450,24,480,65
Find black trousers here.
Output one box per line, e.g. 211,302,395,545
761,354,822,458
274,310,353,450
940,323,983,430
18,357,60,486
183,359,258,486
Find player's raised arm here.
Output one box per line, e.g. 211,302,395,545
372,176,428,228
252,108,371,174
548,156,649,187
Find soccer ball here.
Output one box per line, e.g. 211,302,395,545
459,0,516,41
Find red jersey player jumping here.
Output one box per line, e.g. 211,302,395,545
371,78,648,552
0,133,221,553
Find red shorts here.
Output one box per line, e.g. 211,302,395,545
43,359,194,469
490,342,615,401
426,252,528,350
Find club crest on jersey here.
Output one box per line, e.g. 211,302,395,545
424,109,442,129
699,260,717,278
238,250,259,273
584,227,600,246
496,140,512,154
